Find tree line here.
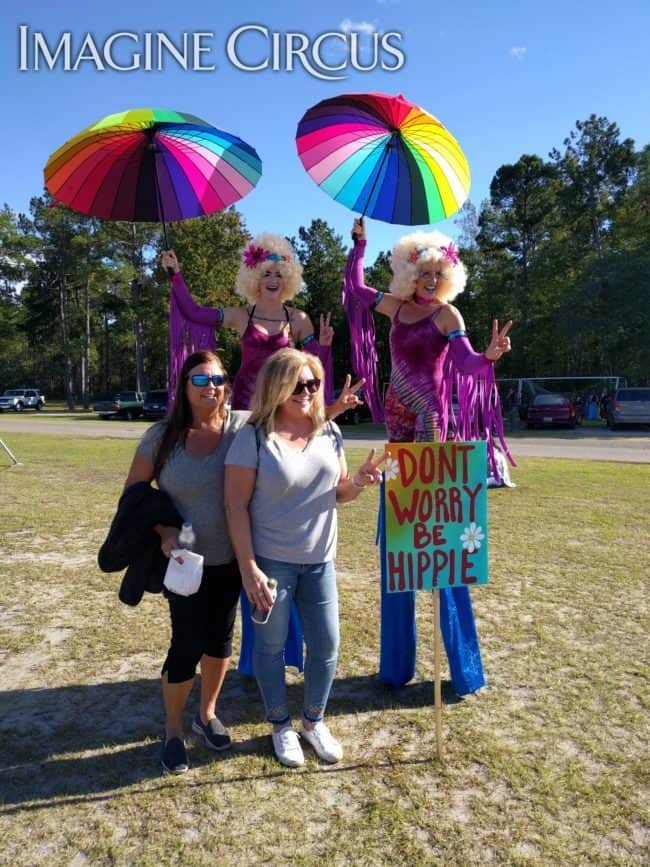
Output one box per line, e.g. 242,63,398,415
0,114,647,408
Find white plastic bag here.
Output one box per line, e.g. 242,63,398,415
163,549,204,596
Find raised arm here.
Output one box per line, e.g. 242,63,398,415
162,250,246,332
344,219,400,319
341,219,389,423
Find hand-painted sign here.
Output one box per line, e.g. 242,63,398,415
383,441,488,592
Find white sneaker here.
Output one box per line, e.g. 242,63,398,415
300,721,343,763
271,725,304,768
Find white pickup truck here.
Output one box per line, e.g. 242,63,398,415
0,388,45,412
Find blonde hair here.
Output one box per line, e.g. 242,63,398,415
249,348,325,436
235,233,303,303
389,230,467,301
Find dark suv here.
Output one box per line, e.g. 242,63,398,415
143,390,169,420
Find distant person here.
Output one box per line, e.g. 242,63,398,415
225,348,385,767
586,394,599,421
599,393,610,421
504,387,520,431
124,350,248,774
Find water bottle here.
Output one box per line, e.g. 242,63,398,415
178,522,196,551
251,578,278,625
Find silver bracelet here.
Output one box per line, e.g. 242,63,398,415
351,475,365,490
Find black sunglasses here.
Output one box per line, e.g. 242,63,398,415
189,374,228,387
292,378,321,395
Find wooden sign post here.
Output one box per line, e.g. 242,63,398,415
432,428,443,761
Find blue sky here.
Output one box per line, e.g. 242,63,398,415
1,0,649,261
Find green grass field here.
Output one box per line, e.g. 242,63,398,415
0,433,648,865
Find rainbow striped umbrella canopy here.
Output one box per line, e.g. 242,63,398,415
296,92,470,225
44,108,262,239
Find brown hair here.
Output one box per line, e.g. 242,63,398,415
153,350,230,480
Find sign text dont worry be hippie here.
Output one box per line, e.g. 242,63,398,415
383,441,488,592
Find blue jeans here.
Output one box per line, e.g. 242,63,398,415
253,556,339,725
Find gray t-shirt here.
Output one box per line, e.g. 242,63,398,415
225,422,344,564
137,410,249,565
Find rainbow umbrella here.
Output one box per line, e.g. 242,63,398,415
44,108,262,246
296,92,470,225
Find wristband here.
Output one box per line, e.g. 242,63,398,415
351,475,365,490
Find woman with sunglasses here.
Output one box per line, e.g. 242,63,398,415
124,350,248,774
225,348,386,767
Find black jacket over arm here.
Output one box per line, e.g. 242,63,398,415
98,482,183,606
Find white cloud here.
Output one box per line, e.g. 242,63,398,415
510,46,527,60
340,18,377,35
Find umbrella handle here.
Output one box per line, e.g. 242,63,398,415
148,133,173,272
351,215,365,242
359,134,396,220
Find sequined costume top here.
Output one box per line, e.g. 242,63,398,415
230,307,293,410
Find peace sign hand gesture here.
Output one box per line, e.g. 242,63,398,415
352,448,389,488
329,374,365,420
484,319,513,362
319,312,334,346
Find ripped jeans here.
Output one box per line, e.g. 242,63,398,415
253,556,339,726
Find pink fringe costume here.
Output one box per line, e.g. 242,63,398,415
343,239,514,693
168,271,333,675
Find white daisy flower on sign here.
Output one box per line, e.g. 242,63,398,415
383,457,400,482
460,522,485,553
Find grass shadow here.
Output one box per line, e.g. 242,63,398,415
0,671,461,807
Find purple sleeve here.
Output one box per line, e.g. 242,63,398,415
344,240,381,309
302,338,334,404
169,273,218,408
446,333,492,376
341,240,385,423
170,272,222,327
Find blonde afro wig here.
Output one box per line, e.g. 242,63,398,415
235,233,303,303
389,230,467,302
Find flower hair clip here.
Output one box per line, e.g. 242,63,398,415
242,245,291,269
440,242,460,267
408,247,427,264
243,244,269,269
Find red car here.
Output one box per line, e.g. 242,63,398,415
526,394,579,429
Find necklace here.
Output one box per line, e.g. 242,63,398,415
253,313,287,323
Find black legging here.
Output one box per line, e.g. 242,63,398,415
162,560,242,683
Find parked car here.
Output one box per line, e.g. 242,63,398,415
606,387,650,428
93,391,144,420
142,389,169,420
0,388,45,412
333,389,372,425
526,394,579,429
